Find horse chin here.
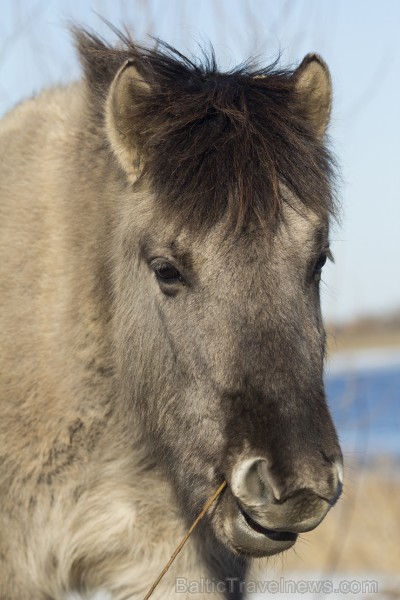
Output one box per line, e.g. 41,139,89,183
215,487,297,558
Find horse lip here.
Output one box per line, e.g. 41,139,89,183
217,487,298,557
237,502,298,542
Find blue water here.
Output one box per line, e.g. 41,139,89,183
325,351,400,458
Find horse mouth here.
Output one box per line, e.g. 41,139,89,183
217,487,298,557
238,503,298,543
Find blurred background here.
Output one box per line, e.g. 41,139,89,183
1,1,399,598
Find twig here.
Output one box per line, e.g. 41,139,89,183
141,480,227,600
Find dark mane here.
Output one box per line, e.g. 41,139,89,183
75,28,338,230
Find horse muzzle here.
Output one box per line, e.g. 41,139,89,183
219,457,343,557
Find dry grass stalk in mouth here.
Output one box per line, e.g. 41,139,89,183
138,481,227,600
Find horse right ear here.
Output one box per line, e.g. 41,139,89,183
105,61,150,182
293,54,332,139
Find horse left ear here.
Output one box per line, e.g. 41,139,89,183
293,54,332,139
105,60,150,182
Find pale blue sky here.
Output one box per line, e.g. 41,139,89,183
1,0,399,323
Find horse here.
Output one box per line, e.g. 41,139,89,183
0,27,343,600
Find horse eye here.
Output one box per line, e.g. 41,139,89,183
154,262,184,285
313,253,327,281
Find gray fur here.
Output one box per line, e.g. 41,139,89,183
0,33,341,600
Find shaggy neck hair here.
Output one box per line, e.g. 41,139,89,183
75,28,337,231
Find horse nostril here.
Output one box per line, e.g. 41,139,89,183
335,459,344,485
330,459,344,506
231,456,343,509
230,457,278,506
230,456,342,534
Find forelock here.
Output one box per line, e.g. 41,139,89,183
75,27,338,232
